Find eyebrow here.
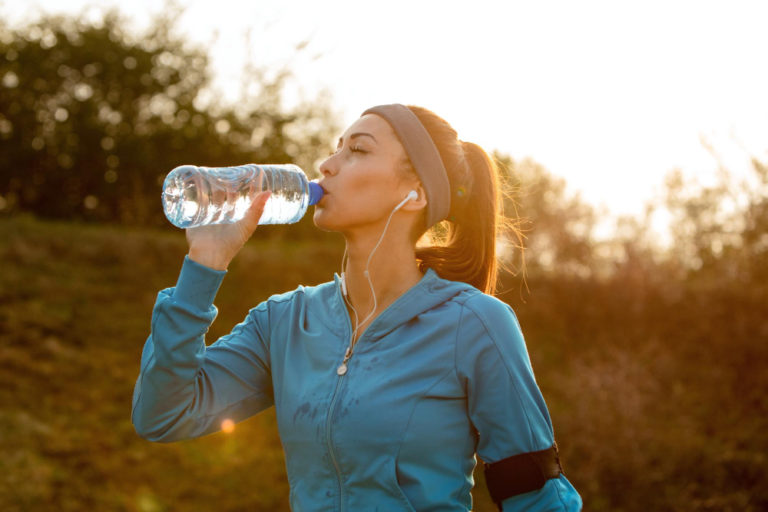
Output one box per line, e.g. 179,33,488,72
337,132,377,146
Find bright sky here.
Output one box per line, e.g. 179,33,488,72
5,0,768,226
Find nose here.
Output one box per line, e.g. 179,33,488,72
319,153,339,177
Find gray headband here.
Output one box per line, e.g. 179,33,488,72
362,104,450,227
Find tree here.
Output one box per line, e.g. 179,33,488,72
494,153,599,279
0,8,339,225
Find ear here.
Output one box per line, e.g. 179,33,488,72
400,183,427,212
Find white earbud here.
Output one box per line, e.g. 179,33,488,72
393,190,418,212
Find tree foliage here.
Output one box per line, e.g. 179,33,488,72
495,154,599,280
498,155,768,510
0,9,338,226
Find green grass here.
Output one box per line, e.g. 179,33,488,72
0,216,299,511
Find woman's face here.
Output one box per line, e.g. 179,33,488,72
313,114,418,233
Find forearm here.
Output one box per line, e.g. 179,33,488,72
131,256,226,441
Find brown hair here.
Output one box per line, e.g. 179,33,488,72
403,106,523,295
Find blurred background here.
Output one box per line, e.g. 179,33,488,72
1,0,766,510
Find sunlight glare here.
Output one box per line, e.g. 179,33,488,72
221,418,235,434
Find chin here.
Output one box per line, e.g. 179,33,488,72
312,207,337,233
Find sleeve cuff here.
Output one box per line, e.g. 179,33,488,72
172,255,227,310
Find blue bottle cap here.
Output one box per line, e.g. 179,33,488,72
308,181,324,205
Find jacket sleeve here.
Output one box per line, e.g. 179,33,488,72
131,256,274,442
456,294,582,511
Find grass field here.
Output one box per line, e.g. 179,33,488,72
0,216,329,511
1,216,766,511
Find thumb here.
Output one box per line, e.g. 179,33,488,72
241,191,271,230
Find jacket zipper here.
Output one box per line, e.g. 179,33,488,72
326,371,346,511
327,290,354,511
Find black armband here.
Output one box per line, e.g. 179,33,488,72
484,443,563,508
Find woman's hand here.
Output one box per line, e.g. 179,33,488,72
186,191,271,270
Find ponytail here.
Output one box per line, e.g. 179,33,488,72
406,106,518,296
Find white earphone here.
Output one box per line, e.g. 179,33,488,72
393,190,418,212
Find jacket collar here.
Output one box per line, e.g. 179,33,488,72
324,268,476,342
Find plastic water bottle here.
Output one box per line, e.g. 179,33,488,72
162,164,324,228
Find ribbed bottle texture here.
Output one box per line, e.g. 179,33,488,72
162,164,323,228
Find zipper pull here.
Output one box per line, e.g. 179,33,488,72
337,347,352,376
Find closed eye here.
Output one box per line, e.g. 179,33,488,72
332,132,376,156
329,145,367,156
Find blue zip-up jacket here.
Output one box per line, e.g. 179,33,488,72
132,257,582,511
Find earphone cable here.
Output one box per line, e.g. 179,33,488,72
344,195,405,353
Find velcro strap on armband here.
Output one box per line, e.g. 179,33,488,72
484,444,563,508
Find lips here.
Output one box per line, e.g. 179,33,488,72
315,183,329,205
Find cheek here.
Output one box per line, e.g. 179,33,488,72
312,189,395,231
344,188,397,218
313,161,403,229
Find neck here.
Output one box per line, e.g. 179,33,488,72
342,226,423,335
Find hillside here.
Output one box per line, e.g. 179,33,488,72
1,216,766,511
0,216,343,511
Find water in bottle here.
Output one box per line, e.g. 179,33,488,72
162,164,324,228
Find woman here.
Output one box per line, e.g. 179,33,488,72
132,104,582,510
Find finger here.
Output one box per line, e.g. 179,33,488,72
242,191,271,230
